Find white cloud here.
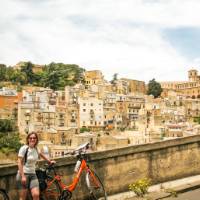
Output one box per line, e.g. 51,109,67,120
0,0,200,82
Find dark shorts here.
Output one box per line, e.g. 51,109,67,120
16,172,39,190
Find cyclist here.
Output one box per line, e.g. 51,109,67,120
16,132,55,200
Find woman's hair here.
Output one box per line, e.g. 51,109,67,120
26,132,39,147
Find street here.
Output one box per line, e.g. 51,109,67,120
164,189,200,200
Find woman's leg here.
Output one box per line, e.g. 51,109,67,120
31,187,40,200
16,173,28,200
18,189,28,200
30,174,40,200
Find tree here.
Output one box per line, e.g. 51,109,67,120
0,64,7,81
147,78,163,98
0,119,14,132
0,133,21,153
5,66,15,81
43,63,85,90
44,71,63,90
0,119,21,153
11,70,27,85
0,61,85,90
111,73,118,84
21,62,35,84
194,116,200,124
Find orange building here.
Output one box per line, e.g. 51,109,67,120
0,89,22,119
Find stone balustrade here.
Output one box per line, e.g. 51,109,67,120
1,135,200,199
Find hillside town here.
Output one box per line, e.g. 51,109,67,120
1,64,200,159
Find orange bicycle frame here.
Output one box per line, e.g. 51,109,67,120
47,159,92,192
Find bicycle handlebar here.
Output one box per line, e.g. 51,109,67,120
64,142,90,156
42,143,90,173
42,143,91,176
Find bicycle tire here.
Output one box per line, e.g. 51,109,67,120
40,175,62,200
86,169,107,200
0,189,9,200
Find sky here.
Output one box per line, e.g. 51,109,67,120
1,0,200,83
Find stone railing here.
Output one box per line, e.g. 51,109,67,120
1,135,200,199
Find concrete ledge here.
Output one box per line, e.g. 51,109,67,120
1,135,200,177
2,135,200,199
88,135,200,161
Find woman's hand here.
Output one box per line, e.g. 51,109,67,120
48,160,56,165
21,174,26,186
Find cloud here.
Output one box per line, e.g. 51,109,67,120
0,0,200,82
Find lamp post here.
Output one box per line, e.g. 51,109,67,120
25,109,31,134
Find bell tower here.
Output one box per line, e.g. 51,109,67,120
188,69,198,82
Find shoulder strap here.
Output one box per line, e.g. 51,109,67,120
24,146,40,164
24,146,29,164
36,147,40,159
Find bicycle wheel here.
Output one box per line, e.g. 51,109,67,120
40,176,62,200
86,169,107,200
0,189,9,200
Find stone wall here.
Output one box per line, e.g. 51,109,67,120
1,135,200,199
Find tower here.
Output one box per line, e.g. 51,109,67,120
188,69,198,82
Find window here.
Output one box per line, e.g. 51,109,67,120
83,103,86,106
83,109,86,112
91,103,93,106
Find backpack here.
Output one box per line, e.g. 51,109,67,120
24,146,47,191
35,168,47,191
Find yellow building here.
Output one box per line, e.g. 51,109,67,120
84,70,105,85
114,78,146,95
160,69,200,99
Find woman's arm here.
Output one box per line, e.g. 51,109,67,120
17,157,26,185
39,152,55,164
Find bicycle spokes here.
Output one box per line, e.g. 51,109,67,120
86,170,107,200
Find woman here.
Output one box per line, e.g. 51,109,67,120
16,132,55,200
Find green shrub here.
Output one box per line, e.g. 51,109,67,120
0,133,21,153
129,178,151,197
80,127,91,133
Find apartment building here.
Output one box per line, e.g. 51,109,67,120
103,92,117,130
111,78,146,95
78,97,104,130
115,94,145,130
0,87,22,120
18,88,56,134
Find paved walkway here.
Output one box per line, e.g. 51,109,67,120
108,175,200,200
163,188,200,200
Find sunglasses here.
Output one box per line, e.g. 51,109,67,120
29,137,37,140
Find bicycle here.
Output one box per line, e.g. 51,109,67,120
0,188,9,200
38,142,107,200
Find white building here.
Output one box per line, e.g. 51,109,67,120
78,97,104,129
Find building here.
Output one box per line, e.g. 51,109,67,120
160,69,200,99
0,87,22,120
84,70,105,85
78,97,104,130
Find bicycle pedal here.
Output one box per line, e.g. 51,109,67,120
59,189,72,200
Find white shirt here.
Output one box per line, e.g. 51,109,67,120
18,145,39,174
